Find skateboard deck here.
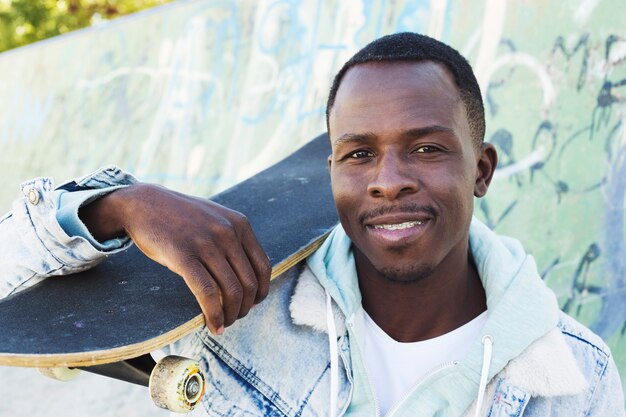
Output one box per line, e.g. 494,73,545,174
0,133,337,369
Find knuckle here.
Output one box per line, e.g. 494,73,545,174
241,276,259,294
260,259,272,279
197,280,219,298
191,236,211,250
208,220,233,237
232,212,250,229
257,257,272,281
190,235,224,255
224,283,243,301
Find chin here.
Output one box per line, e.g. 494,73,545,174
376,263,435,284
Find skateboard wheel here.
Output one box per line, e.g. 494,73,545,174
37,367,81,381
149,355,205,413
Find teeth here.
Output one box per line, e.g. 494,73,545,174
373,221,424,230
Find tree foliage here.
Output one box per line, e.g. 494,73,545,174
0,0,173,53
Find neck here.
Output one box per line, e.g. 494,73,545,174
355,240,487,342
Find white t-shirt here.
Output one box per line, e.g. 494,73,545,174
358,309,488,416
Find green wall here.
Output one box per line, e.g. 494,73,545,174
1,0,625,397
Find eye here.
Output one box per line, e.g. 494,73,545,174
414,145,441,153
349,150,374,159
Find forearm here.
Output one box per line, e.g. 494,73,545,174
79,185,131,242
77,183,178,243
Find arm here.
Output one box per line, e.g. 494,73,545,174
1,166,272,336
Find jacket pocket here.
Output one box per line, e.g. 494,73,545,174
198,349,290,417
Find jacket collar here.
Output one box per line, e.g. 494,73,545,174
289,265,587,400
289,265,346,335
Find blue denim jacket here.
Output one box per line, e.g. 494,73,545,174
0,166,624,417
167,275,625,417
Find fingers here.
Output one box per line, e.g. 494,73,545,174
179,261,225,335
203,256,244,327
179,255,247,333
240,224,272,304
204,217,271,325
178,220,270,334
225,247,259,320
220,212,271,306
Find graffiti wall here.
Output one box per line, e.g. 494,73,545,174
0,0,624,400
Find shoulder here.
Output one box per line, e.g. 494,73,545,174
555,312,625,415
498,312,617,397
556,312,612,368
497,313,624,416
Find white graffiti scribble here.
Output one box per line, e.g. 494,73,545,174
474,0,507,91
487,52,556,109
574,0,601,25
493,146,546,180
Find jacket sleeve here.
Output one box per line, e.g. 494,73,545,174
585,348,626,416
0,166,138,299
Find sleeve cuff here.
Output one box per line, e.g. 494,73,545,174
55,187,131,252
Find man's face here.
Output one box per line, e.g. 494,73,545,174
328,61,493,282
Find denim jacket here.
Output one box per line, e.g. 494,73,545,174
1,166,624,417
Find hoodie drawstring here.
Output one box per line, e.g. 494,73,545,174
324,289,493,417
474,335,494,417
326,290,339,417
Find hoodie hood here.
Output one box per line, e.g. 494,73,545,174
304,217,562,416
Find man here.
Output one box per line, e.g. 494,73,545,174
1,33,624,416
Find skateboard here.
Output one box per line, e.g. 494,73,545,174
0,133,338,412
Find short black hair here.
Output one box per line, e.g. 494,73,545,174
326,32,485,146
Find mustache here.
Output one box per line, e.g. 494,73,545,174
358,203,438,225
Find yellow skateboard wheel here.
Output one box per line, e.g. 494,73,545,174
37,367,81,381
149,355,205,413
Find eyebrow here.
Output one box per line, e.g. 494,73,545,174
333,132,376,145
405,125,455,138
334,125,455,145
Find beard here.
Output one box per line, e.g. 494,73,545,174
352,243,437,284
371,241,436,283
376,262,435,284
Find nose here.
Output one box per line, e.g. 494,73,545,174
367,153,418,199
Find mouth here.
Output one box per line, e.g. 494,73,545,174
364,214,433,245
371,220,425,231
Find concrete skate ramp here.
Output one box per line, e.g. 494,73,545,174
0,0,624,411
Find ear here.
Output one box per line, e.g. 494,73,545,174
327,154,333,171
474,143,498,198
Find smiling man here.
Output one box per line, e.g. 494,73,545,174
0,33,624,416
328,59,493,347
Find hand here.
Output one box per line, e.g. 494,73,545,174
79,183,272,335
